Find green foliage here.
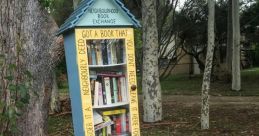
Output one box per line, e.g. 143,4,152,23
49,0,74,26
39,0,52,8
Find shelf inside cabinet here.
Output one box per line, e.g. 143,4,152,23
93,102,129,109
89,63,126,68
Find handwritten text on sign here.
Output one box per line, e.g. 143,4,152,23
75,29,94,136
81,29,128,38
87,8,119,25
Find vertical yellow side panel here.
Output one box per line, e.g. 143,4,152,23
125,28,141,136
75,29,95,136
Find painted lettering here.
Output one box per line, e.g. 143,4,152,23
78,39,86,54
82,30,93,38
128,54,135,67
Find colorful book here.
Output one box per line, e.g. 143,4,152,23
95,116,114,131
107,41,112,64
87,43,92,65
115,116,122,134
93,111,103,125
102,109,126,116
94,81,99,106
111,40,117,64
104,77,112,105
90,79,95,105
101,40,108,65
112,77,118,103
117,78,122,102
120,77,128,102
98,82,104,106
102,77,107,105
121,113,127,133
96,41,103,65
102,127,106,136
117,40,125,63
110,78,115,103
91,42,97,65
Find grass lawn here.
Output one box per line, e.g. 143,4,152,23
161,67,259,96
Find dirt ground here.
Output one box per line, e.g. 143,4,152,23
49,95,259,136
140,95,259,136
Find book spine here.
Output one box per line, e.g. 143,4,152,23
90,79,95,105
101,40,108,65
120,77,127,102
110,78,115,103
104,77,112,105
119,40,125,63
102,127,106,136
87,44,92,65
117,78,122,102
102,77,107,105
96,41,103,65
98,82,103,106
91,43,97,65
116,40,122,64
121,113,127,133
112,77,118,103
94,81,99,106
102,109,126,116
107,41,112,65
94,118,114,131
116,116,122,134
111,40,117,64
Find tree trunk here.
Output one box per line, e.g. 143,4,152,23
73,0,81,9
0,0,62,135
142,0,162,122
50,72,61,113
201,0,215,130
231,0,241,91
226,0,233,81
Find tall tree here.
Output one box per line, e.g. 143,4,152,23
231,0,241,91
142,0,162,122
0,0,62,135
73,0,81,9
226,0,233,81
201,0,215,130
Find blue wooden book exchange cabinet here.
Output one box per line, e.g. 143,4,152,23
57,0,141,135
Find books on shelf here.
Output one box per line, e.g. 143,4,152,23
93,111,103,125
86,39,125,66
91,71,128,107
94,109,129,136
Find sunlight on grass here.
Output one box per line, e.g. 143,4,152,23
160,67,259,96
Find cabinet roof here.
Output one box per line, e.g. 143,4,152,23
57,0,141,35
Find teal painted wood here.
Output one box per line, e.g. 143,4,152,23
64,32,85,136
57,0,140,35
77,0,132,26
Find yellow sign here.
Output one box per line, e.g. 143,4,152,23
75,28,140,136
75,29,95,136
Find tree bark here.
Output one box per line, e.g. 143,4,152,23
231,0,241,91
0,0,62,135
73,0,81,9
201,0,215,130
50,71,61,113
142,0,162,122
226,0,233,80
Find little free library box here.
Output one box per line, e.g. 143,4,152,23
57,0,141,136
